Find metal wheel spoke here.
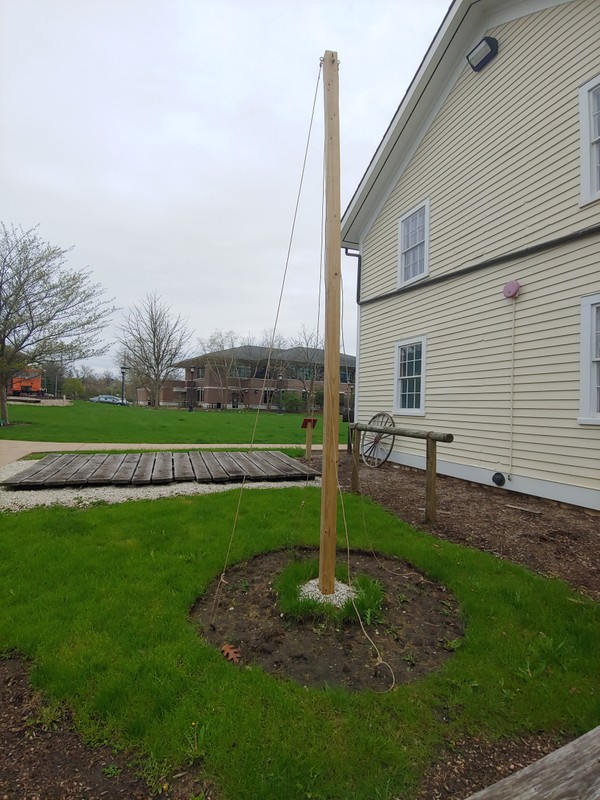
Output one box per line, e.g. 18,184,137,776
361,412,395,467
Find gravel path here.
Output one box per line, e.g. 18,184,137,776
0,461,319,512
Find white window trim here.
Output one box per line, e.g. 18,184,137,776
579,75,600,206
579,292,600,424
394,335,426,415
397,199,430,288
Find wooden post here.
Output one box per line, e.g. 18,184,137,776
318,50,341,596
305,419,314,461
351,426,361,493
425,437,437,523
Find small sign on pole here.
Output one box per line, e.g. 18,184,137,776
301,417,318,461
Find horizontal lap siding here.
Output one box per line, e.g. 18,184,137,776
360,0,600,303
358,237,600,489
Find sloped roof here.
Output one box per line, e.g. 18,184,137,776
341,0,570,248
177,346,355,368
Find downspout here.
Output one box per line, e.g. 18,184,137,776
508,294,517,479
344,248,362,422
503,280,521,483
344,248,362,305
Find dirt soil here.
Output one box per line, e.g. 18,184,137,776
1,453,598,799
191,548,464,692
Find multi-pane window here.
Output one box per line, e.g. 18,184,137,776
594,305,600,415
580,76,600,204
229,365,251,378
579,294,600,423
395,337,425,414
398,201,429,286
591,86,600,194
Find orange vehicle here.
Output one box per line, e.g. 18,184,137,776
10,370,46,396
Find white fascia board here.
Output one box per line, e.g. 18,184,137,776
341,0,577,250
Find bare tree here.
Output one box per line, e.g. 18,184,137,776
118,292,191,407
196,329,238,407
0,223,116,424
289,325,324,411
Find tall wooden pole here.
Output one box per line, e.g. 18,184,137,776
318,50,341,595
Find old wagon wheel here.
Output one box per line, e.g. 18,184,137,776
361,412,396,467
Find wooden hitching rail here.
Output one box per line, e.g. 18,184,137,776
349,423,454,523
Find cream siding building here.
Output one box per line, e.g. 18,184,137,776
342,0,600,510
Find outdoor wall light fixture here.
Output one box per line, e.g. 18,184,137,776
467,36,499,72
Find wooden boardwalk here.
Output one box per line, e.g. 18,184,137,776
465,724,600,800
1,451,320,489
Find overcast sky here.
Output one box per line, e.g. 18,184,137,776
1,0,449,374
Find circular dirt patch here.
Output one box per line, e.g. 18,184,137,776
191,548,464,691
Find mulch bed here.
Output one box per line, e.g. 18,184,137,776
191,547,464,692
1,453,598,799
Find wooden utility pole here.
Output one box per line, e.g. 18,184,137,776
318,50,341,595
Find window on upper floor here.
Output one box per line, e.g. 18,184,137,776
398,200,430,287
394,336,426,414
579,75,600,205
229,365,251,378
579,293,600,424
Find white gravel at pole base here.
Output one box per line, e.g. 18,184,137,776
0,461,321,512
299,578,356,608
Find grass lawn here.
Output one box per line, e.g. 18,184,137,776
0,487,598,799
0,401,344,445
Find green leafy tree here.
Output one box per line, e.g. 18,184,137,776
61,377,84,399
0,223,116,424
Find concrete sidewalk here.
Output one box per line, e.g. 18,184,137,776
0,440,320,470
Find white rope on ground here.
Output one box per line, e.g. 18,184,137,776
338,480,397,692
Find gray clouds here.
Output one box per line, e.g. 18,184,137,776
0,0,448,371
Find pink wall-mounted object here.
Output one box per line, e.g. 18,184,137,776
503,280,521,298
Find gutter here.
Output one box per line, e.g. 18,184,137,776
357,222,600,307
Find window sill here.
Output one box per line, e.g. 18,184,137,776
397,273,429,290
579,193,600,208
577,417,600,425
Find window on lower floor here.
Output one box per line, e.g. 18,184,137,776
579,293,600,423
394,336,426,414
579,75,600,205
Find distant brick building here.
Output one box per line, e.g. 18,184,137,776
175,345,355,412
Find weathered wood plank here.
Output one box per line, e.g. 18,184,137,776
250,450,295,479
88,454,127,485
112,454,143,485
42,455,88,487
152,452,174,484
264,450,319,479
212,451,246,481
173,452,196,482
2,450,321,490
68,454,110,484
1,454,64,486
197,451,229,482
131,453,155,485
227,452,270,481
249,452,296,480
464,725,600,800
188,452,213,483
246,451,299,480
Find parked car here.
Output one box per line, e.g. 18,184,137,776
89,395,127,405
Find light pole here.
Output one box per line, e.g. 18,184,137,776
188,366,195,412
277,374,283,414
120,365,128,405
